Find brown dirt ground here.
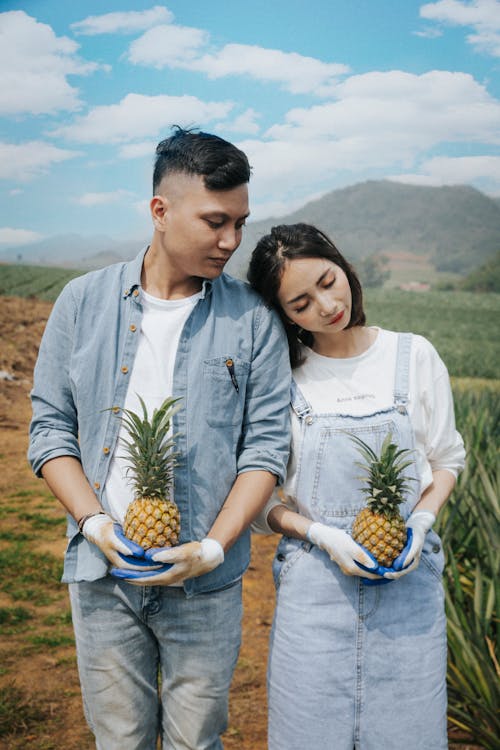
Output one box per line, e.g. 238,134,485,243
0,296,478,749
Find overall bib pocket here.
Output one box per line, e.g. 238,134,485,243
309,419,409,520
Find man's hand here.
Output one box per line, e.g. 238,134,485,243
384,510,436,580
110,538,225,585
307,522,385,580
82,514,158,570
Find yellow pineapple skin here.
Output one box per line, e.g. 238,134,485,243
124,497,180,550
352,507,406,567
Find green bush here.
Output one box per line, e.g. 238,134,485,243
438,384,500,748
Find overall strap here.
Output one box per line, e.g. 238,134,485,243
290,379,312,419
393,332,413,412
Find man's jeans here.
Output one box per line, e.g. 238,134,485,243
69,577,242,749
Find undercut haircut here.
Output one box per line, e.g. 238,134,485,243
153,126,251,194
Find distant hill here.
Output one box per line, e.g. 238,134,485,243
0,263,83,301
227,181,500,278
1,182,499,279
0,233,144,269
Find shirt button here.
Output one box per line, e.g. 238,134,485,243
305,416,314,425
133,289,139,297
112,406,120,413
103,447,110,455
94,482,100,489
432,544,440,554
277,553,286,562
129,324,137,332
121,366,129,374
124,289,130,296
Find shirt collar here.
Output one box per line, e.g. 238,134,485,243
122,245,149,299
122,245,214,300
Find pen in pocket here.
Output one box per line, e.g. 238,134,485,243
225,358,239,393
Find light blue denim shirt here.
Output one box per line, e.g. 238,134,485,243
29,247,291,595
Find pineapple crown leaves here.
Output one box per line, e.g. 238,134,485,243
349,431,415,514
110,396,182,500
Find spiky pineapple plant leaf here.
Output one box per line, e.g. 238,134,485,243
115,396,182,550
351,432,415,567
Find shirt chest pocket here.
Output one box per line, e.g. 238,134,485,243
203,357,250,427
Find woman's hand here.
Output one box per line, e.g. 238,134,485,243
383,510,436,579
307,522,385,580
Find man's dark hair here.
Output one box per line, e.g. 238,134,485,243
153,126,251,194
248,223,366,368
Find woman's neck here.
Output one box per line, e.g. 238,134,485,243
312,325,377,359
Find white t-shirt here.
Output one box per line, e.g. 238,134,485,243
105,288,202,522
254,328,465,532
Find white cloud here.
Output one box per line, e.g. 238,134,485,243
71,5,173,35
0,227,43,246
389,154,500,186
413,27,443,38
420,0,500,57
468,28,500,55
221,109,261,135
0,11,103,115
236,70,500,206
0,141,79,180
191,45,349,96
248,189,329,221
118,141,157,159
51,93,233,144
76,189,134,207
265,71,500,147
134,199,152,217
128,24,209,67
128,26,349,96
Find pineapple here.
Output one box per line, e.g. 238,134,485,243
116,396,181,550
351,433,414,567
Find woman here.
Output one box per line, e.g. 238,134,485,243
248,223,465,750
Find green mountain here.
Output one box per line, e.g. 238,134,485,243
227,181,500,279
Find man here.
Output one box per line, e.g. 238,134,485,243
29,128,290,749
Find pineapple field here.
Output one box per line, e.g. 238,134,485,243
0,292,498,749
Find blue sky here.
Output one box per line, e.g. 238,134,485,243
1,0,499,248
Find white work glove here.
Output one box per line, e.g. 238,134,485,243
82,513,157,571
307,522,383,580
384,510,436,580
110,538,225,586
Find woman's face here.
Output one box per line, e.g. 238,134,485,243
277,256,352,336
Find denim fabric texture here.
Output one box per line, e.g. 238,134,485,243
29,247,291,594
69,577,242,749
267,333,448,750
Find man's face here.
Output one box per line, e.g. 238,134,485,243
152,173,249,281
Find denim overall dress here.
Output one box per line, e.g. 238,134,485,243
267,334,448,750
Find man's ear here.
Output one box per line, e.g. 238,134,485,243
150,195,168,230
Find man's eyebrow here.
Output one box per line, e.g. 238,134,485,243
286,269,330,305
202,211,250,220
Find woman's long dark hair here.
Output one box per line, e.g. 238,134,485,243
247,223,365,368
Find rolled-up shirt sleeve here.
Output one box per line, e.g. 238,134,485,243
423,370,465,478
413,337,466,482
251,490,286,534
28,283,81,476
236,304,291,484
